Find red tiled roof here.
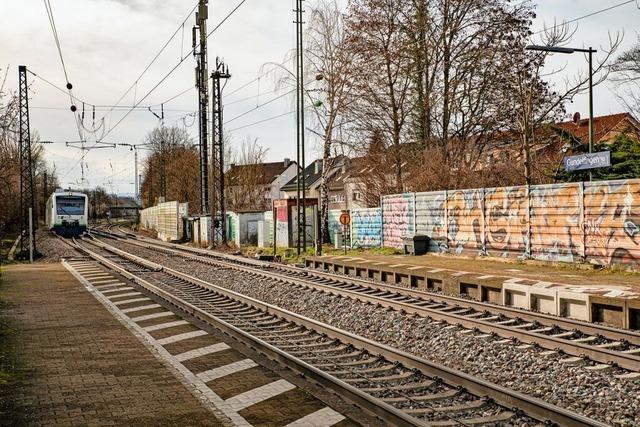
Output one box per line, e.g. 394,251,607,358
553,112,640,145
225,161,294,186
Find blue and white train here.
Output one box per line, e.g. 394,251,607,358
45,190,89,237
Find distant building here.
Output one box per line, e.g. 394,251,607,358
225,158,297,211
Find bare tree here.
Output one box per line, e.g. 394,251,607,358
611,36,640,118
344,0,414,193
139,126,199,208
505,25,622,184
306,0,356,244
225,137,269,212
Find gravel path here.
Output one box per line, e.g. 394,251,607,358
35,230,80,263
112,240,640,425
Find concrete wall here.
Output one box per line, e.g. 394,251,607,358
380,179,640,267
351,208,382,248
140,201,187,242
381,193,415,249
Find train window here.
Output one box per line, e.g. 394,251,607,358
57,197,85,216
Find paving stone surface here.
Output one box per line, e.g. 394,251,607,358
0,263,225,426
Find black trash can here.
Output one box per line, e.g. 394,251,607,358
403,235,430,255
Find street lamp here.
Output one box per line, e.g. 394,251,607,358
526,44,597,181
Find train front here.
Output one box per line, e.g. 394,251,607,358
53,192,88,237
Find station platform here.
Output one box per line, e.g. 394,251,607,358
0,263,225,426
305,253,640,330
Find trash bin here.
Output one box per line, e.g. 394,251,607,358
403,235,430,255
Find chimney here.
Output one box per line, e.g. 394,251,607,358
314,160,322,174
284,158,291,167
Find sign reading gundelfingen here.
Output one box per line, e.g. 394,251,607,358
564,151,611,172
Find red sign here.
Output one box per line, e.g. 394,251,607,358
339,212,351,226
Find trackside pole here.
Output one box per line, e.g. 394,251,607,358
28,207,34,263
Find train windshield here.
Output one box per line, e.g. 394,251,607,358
56,196,85,216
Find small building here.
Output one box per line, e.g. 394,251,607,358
225,158,297,212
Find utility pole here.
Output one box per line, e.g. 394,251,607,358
210,58,231,247
294,0,307,254
18,65,37,258
194,0,210,215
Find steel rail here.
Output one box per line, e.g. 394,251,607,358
105,229,640,344
92,232,640,372
74,236,608,427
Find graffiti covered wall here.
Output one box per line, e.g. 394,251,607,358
584,179,640,267
381,178,640,267
351,208,382,248
328,209,343,243
382,194,414,248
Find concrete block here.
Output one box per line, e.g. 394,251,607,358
558,291,590,322
503,283,530,310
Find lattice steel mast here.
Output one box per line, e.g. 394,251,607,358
210,58,231,246
18,65,36,256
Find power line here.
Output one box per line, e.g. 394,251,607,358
228,110,294,132
43,0,84,141
100,1,199,125
226,87,279,106
62,0,248,180
102,0,248,140
532,0,636,36
224,89,295,124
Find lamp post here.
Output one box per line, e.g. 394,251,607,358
525,45,597,181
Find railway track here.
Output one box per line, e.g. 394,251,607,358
91,227,640,373
70,234,608,426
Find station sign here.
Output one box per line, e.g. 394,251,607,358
564,151,610,172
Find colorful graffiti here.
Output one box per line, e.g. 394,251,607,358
351,208,382,248
484,186,528,259
415,191,447,252
382,194,414,249
328,209,343,243
379,178,640,267
584,179,640,267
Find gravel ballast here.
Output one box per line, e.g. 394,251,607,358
108,239,640,425
35,230,80,263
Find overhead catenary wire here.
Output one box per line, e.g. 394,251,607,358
228,110,294,132
99,1,200,126
531,0,637,36
43,0,84,141
60,0,248,180
224,89,295,124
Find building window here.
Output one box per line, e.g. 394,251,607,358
330,194,345,203
353,192,362,201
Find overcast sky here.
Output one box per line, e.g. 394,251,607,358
1,0,639,196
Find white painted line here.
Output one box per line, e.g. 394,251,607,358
131,311,173,322
94,283,125,290
114,297,150,306
62,260,250,426
91,279,121,285
107,292,141,299
158,330,208,345
197,359,258,383
101,287,134,294
225,379,295,412
174,343,231,362
286,407,346,427
143,320,189,332
122,304,163,315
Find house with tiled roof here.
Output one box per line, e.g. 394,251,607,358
225,158,297,211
